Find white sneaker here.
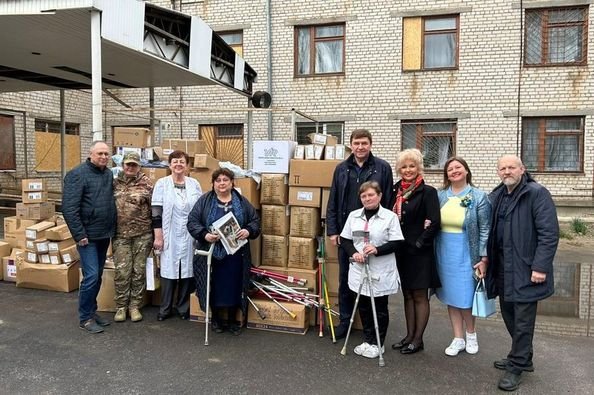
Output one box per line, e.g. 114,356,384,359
362,344,385,359
466,332,479,354
445,338,466,356
354,342,371,356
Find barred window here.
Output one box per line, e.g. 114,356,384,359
296,122,343,145
401,120,456,170
522,117,583,172
525,7,588,66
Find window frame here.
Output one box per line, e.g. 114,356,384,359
0,114,16,171
295,122,344,145
400,119,457,172
35,119,80,135
294,23,346,77
421,14,460,70
524,6,588,67
521,116,584,173
218,30,244,57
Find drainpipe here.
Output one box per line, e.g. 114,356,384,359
266,0,273,139
91,9,103,141
60,90,66,188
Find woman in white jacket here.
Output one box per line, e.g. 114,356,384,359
152,150,202,321
340,181,404,359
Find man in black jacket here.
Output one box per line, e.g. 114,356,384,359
486,155,559,391
63,141,117,334
326,129,394,339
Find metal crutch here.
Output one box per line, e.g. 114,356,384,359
340,256,385,367
363,258,385,367
195,243,215,346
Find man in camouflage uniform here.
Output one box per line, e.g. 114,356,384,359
113,152,154,322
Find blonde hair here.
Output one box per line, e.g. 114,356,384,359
396,148,424,175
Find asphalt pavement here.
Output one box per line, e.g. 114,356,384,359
1,282,593,395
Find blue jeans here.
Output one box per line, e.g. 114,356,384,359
78,238,111,323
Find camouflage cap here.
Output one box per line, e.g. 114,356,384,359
123,152,141,165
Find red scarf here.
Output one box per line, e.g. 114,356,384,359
393,176,423,219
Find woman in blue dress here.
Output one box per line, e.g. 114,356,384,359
435,157,491,356
187,168,260,336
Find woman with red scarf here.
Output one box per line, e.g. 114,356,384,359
390,149,441,354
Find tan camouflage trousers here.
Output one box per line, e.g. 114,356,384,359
113,233,153,309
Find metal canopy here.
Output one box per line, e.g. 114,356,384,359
0,1,257,96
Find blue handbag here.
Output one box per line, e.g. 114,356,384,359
472,279,496,318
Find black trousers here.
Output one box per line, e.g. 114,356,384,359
338,247,355,326
159,277,194,316
358,294,389,346
499,295,538,374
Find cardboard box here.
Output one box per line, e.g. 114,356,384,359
252,141,297,174
39,254,51,264
22,178,47,192
289,207,321,238
142,167,171,183
260,174,288,205
250,236,261,267
26,251,38,263
45,224,72,241
25,221,55,240
294,145,305,160
325,235,338,260
114,127,152,148
334,144,348,160
261,205,290,236
35,240,49,254
4,233,26,249
234,177,260,210
3,249,24,282
48,253,62,265
193,154,219,169
321,188,331,219
325,259,340,295
324,145,335,160
285,267,318,294
189,168,212,191
161,139,207,156
48,239,75,253
22,191,48,203
288,186,321,208
261,235,288,268
189,293,243,323
289,160,341,187
80,267,150,311
304,145,315,160
307,133,338,146
247,299,309,335
288,237,317,269
16,202,55,220
4,217,38,234
60,244,80,264
16,260,79,292
0,241,12,262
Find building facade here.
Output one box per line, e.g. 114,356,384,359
1,0,593,198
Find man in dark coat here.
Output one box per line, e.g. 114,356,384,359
326,129,394,339
485,155,559,391
62,141,117,334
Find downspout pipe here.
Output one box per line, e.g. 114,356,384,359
266,0,273,139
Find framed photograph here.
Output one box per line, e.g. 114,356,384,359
211,211,247,255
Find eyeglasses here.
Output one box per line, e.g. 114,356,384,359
124,163,139,167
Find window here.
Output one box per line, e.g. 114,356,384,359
0,114,16,170
295,122,344,145
522,117,583,172
525,7,588,66
401,120,456,170
35,119,80,135
295,24,345,76
402,15,459,71
219,30,243,57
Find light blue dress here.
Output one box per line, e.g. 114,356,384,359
435,186,475,308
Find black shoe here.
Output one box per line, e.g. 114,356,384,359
498,371,522,391
400,342,424,355
212,320,225,334
494,359,534,372
179,312,189,320
157,313,171,321
391,338,410,350
334,324,348,340
79,319,104,334
93,314,111,327
229,324,242,336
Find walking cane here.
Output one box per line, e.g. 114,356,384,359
195,243,215,346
